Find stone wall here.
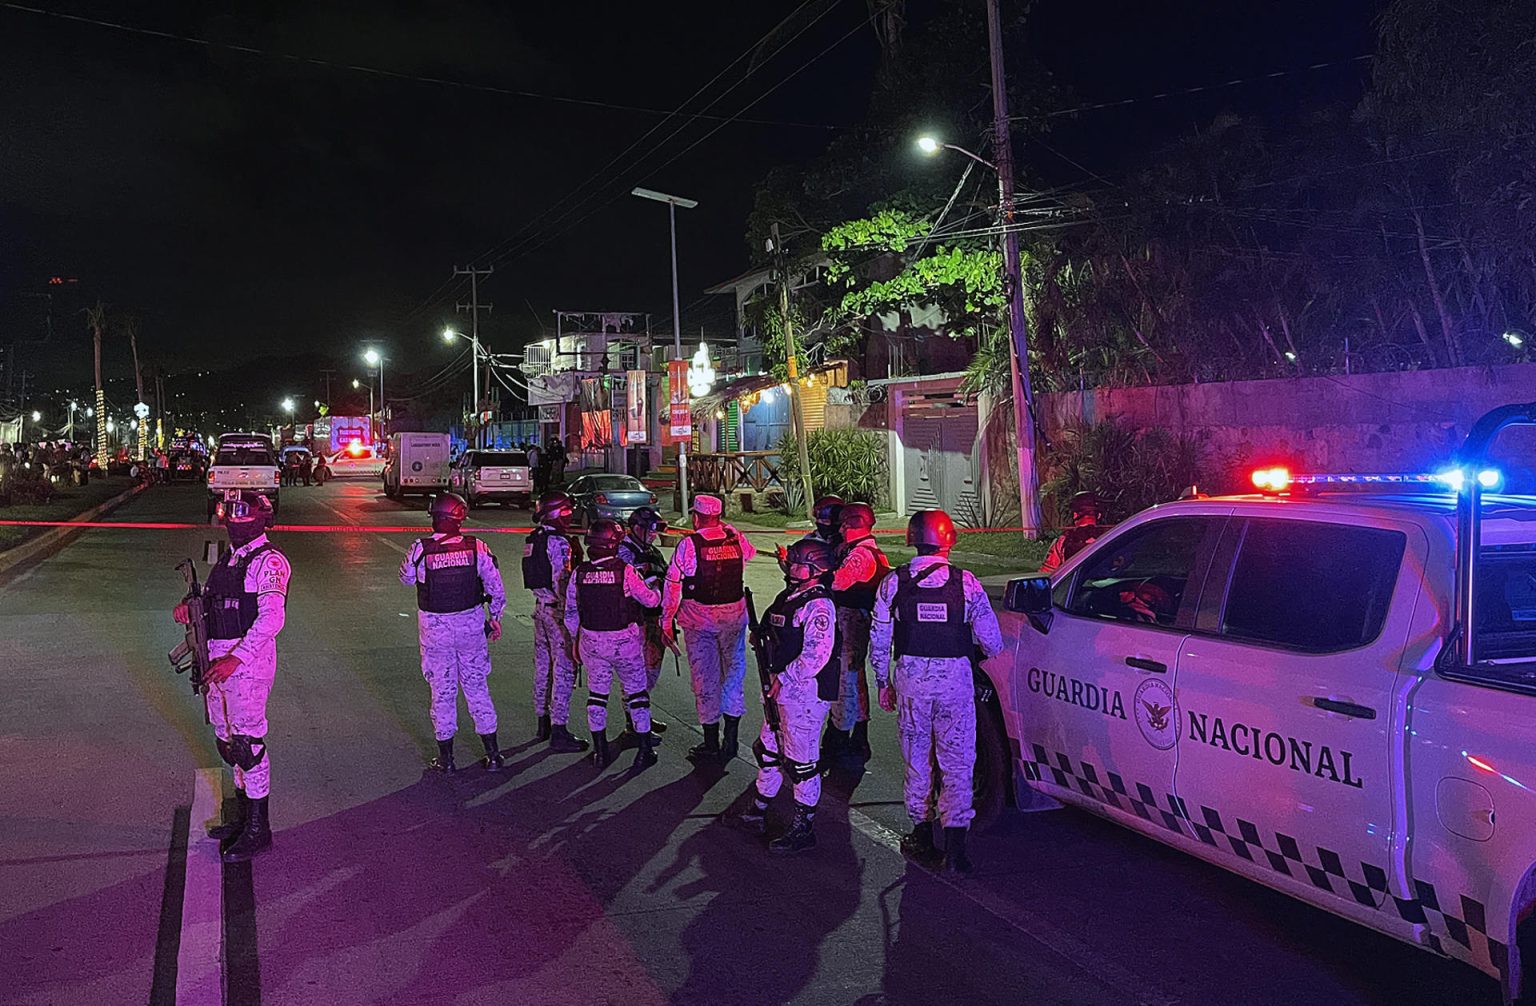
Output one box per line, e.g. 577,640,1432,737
1037,364,1536,474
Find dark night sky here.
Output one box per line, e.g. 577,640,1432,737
0,0,1382,393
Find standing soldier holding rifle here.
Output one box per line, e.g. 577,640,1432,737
735,539,840,854
171,490,290,863
522,490,588,753
618,506,671,737
825,501,890,762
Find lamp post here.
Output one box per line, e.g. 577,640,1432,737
918,131,1042,536
632,186,698,513
443,327,481,449
363,348,384,443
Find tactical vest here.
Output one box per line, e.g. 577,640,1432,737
575,556,641,632
204,543,275,640
892,563,972,659
682,529,744,605
1058,524,1102,564
522,526,581,590
766,584,842,701
416,536,483,613
831,536,891,612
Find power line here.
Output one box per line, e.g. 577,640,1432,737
0,2,842,130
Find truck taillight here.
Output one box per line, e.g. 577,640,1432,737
272,471,280,485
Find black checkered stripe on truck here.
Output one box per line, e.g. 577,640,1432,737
1019,740,1510,982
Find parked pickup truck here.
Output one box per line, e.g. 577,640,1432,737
982,403,1536,1004
206,433,280,517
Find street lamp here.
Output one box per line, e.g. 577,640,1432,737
281,397,295,414
352,378,360,389
632,185,699,511
442,327,483,449
916,131,1042,535
363,348,384,441
30,410,41,423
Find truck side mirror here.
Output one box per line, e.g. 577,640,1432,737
1004,575,1053,634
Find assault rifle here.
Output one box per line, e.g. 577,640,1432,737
744,587,780,732
167,558,212,722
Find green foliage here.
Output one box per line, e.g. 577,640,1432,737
1039,420,1235,526
774,428,889,513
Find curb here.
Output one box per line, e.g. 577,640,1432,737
0,480,150,579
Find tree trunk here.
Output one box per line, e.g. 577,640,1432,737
1411,206,1462,366
93,327,107,468
128,329,147,461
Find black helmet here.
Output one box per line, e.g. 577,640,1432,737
429,492,468,528
1070,490,1101,519
837,501,875,531
534,490,575,525
813,495,844,528
784,537,837,581
217,489,274,529
586,517,625,557
906,509,957,549
628,506,666,536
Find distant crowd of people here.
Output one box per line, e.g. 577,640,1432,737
0,441,97,504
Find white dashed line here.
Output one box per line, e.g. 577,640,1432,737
175,767,225,1005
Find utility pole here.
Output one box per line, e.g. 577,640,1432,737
771,223,816,521
986,0,1043,536
318,369,335,409
455,265,493,449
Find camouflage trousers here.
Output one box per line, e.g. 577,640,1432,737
829,607,872,731
206,637,274,799
642,615,666,692
680,606,748,725
753,678,831,808
895,665,977,828
418,609,497,741
532,602,576,725
579,626,652,735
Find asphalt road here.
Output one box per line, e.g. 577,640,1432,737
0,480,1498,1005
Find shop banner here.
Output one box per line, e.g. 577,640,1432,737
625,370,648,444
666,359,692,444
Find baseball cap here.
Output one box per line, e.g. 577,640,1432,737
690,494,723,516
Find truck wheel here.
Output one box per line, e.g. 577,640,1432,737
972,677,1011,830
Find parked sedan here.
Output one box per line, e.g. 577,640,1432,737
567,473,658,525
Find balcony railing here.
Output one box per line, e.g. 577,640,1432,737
688,451,784,493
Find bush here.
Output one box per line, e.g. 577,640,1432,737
775,428,889,513
1039,419,1235,525
7,471,56,505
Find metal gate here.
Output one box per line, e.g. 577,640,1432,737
901,391,981,523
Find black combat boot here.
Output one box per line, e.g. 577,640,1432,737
429,738,457,773
548,723,589,753
208,789,248,848
848,720,872,760
769,802,817,854
479,732,504,773
687,722,721,763
650,717,668,735
944,826,974,876
221,796,272,863
631,731,658,771
721,714,741,760
591,731,611,769
735,789,771,835
900,821,940,864
535,714,552,742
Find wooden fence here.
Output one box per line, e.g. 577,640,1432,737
688,451,784,493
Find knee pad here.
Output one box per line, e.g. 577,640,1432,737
627,690,651,710
788,759,819,784
215,737,236,767
752,738,781,769
228,734,267,771
586,691,609,708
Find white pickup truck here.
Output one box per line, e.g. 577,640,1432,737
981,403,1536,1003
206,433,280,517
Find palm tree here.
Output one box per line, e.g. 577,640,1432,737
83,302,109,468
121,315,148,461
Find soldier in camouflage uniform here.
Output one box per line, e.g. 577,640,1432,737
522,490,588,753
737,538,840,854
617,506,670,736
807,495,843,547
870,509,1003,875
825,501,890,761
1039,491,1104,574
398,492,507,773
564,518,663,770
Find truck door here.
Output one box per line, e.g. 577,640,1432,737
1018,515,1224,833
1172,515,1421,909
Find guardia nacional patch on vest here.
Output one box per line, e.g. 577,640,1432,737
917,602,948,622
426,549,474,570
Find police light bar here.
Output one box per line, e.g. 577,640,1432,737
1250,467,1503,494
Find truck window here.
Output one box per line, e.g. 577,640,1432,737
1064,517,1212,627
474,452,529,467
1219,520,1405,652
215,447,274,467
1475,546,1536,662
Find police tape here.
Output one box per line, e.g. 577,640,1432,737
0,520,1032,535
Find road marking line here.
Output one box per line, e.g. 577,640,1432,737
313,498,409,556
175,767,225,1005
